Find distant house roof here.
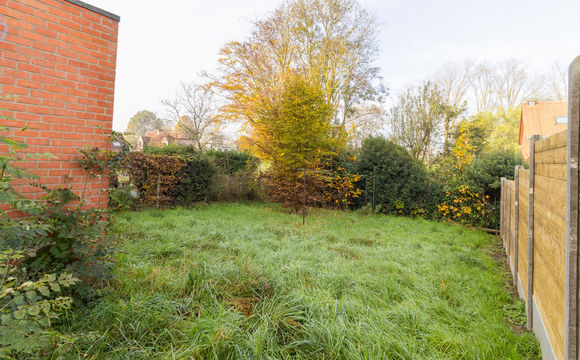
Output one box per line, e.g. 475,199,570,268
144,130,171,147
519,101,568,144
519,101,568,161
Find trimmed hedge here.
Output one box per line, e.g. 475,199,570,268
125,152,213,207
123,146,257,207
145,145,252,174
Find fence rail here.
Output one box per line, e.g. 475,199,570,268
500,56,580,360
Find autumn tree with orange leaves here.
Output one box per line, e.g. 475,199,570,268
212,0,384,142
211,0,383,208
256,74,344,208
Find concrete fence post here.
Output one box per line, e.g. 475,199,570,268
501,177,506,246
507,181,512,259
527,134,541,330
565,56,580,360
514,165,521,288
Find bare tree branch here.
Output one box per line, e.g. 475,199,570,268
162,82,221,150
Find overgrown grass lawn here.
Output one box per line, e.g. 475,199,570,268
60,203,539,359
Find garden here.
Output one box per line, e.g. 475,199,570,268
1,0,550,357
6,202,541,359
0,124,539,358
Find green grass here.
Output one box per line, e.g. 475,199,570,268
54,203,539,359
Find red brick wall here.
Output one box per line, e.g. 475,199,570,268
0,0,119,210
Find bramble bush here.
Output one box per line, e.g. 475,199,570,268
1,250,78,357
1,121,117,357
1,129,114,288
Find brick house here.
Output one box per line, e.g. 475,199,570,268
0,0,120,210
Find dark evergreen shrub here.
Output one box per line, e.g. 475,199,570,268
464,149,524,202
356,137,430,214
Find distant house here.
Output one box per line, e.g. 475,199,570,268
136,130,169,151
519,101,568,161
135,129,196,151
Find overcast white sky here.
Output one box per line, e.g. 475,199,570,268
86,0,580,131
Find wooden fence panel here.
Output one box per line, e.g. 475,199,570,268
533,131,569,360
535,130,568,152
535,163,567,181
500,130,569,360
498,57,580,360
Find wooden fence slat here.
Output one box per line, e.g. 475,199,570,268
535,174,567,199
535,146,568,165
536,130,568,152
536,163,567,181
534,186,567,219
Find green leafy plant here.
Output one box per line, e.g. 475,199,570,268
1,98,116,357
464,149,523,202
77,131,131,177
2,123,116,293
0,250,78,358
357,202,382,215
108,184,137,211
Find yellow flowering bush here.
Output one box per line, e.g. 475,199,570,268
323,168,362,209
437,184,495,227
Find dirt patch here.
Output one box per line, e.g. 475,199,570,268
229,297,259,316
328,245,360,260
348,236,376,247
484,238,518,296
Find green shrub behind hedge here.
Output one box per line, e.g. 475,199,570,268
206,149,253,174
175,153,214,205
